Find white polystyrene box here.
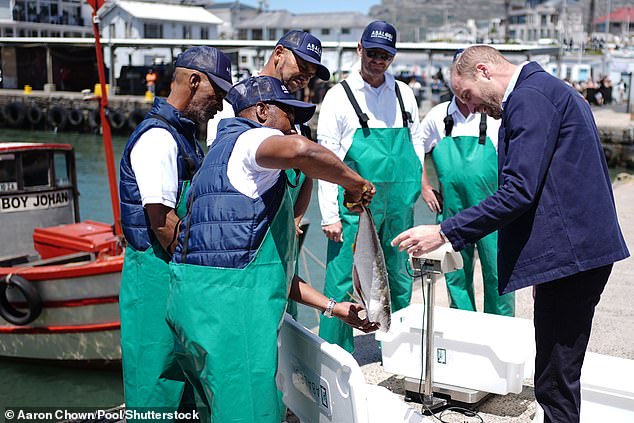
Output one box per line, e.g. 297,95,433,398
580,352,634,422
277,313,431,423
376,304,536,395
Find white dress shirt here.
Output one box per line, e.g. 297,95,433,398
420,97,501,154
317,68,425,226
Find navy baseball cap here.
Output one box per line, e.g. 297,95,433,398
227,76,316,124
277,30,330,81
361,20,397,56
174,46,233,93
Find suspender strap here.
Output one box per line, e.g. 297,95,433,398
394,82,412,128
341,80,369,128
148,113,199,178
479,113,487,145
443,101,454,137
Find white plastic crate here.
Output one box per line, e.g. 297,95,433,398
376,304,536,395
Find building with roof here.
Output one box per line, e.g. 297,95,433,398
594,6,633,42
507,0,585,46
98,0,223,79
205,1,259,40
233,9,372,76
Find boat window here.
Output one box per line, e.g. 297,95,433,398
0,153,18,192
22,151,50,188
53,152,70,187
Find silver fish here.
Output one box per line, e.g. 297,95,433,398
352,206,391,332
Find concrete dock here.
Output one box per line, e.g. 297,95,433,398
352,173,634,423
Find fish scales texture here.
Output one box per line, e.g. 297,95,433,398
352,207,391,331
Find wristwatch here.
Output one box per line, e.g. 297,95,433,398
323,298,337,318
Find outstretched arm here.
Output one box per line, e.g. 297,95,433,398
288,275,378,333
256,134,375,211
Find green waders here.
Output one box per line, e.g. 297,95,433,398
319,126,422,352
284,169,305,321
166,186,296,423
432,134,514,316
120,183,195,415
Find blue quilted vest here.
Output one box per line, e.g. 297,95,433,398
119,97,204,251
173,117,286,268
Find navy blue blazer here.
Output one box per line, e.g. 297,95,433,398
441,62,629,294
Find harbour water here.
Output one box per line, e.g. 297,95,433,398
0,128,628,410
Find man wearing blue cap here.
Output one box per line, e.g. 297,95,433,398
317,20,425,352
119,46,232,415
206,30,330,145
166,76,377,422
206,30,332,318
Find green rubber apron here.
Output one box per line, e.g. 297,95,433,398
284,168,304,320
319,81,422,352
166,183,296,423
120,181,192,412
432,133,514,316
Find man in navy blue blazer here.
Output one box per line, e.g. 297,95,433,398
392,45,629,423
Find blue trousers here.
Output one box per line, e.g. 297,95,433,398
533,264,612,423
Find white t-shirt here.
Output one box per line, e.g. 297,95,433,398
316,68,426,226
130,127,178,208
227,127,284,198
206,99,235,146
420,98,501,154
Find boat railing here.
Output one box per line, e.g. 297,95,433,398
14,251,95,268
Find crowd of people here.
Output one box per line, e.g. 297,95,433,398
117,22,628,423
563,75,628,106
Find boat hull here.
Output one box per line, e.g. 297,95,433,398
0,255,123,365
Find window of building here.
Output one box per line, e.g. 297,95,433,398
252,29,263,40
238,28,247,40
144,23,163,38
267,28,277,40
182,25,191,39
321,28,330,35
201,27,209,39
341,27,350,34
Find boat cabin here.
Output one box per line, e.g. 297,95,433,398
0,143,79,261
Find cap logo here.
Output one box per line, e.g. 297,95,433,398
371,30,393,42
281,85,290,94
306,42,321,56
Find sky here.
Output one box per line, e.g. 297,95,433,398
240,0,378,15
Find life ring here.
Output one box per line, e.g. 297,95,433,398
47,106,68,130
2,102,26,127
0,274,43,326
127,108,146,131
108,109,127,131
67,108,84,127
26,104,44,126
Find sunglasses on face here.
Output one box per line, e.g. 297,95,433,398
364,49,394,61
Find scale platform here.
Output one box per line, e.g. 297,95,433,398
404,377,490,406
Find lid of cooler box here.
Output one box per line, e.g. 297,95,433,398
33,220,116,253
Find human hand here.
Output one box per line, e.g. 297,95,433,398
322,221,343,243
333,302,379,333
343,181,375,213
391,224,446,257
422,185,442,213
294,216,304,237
